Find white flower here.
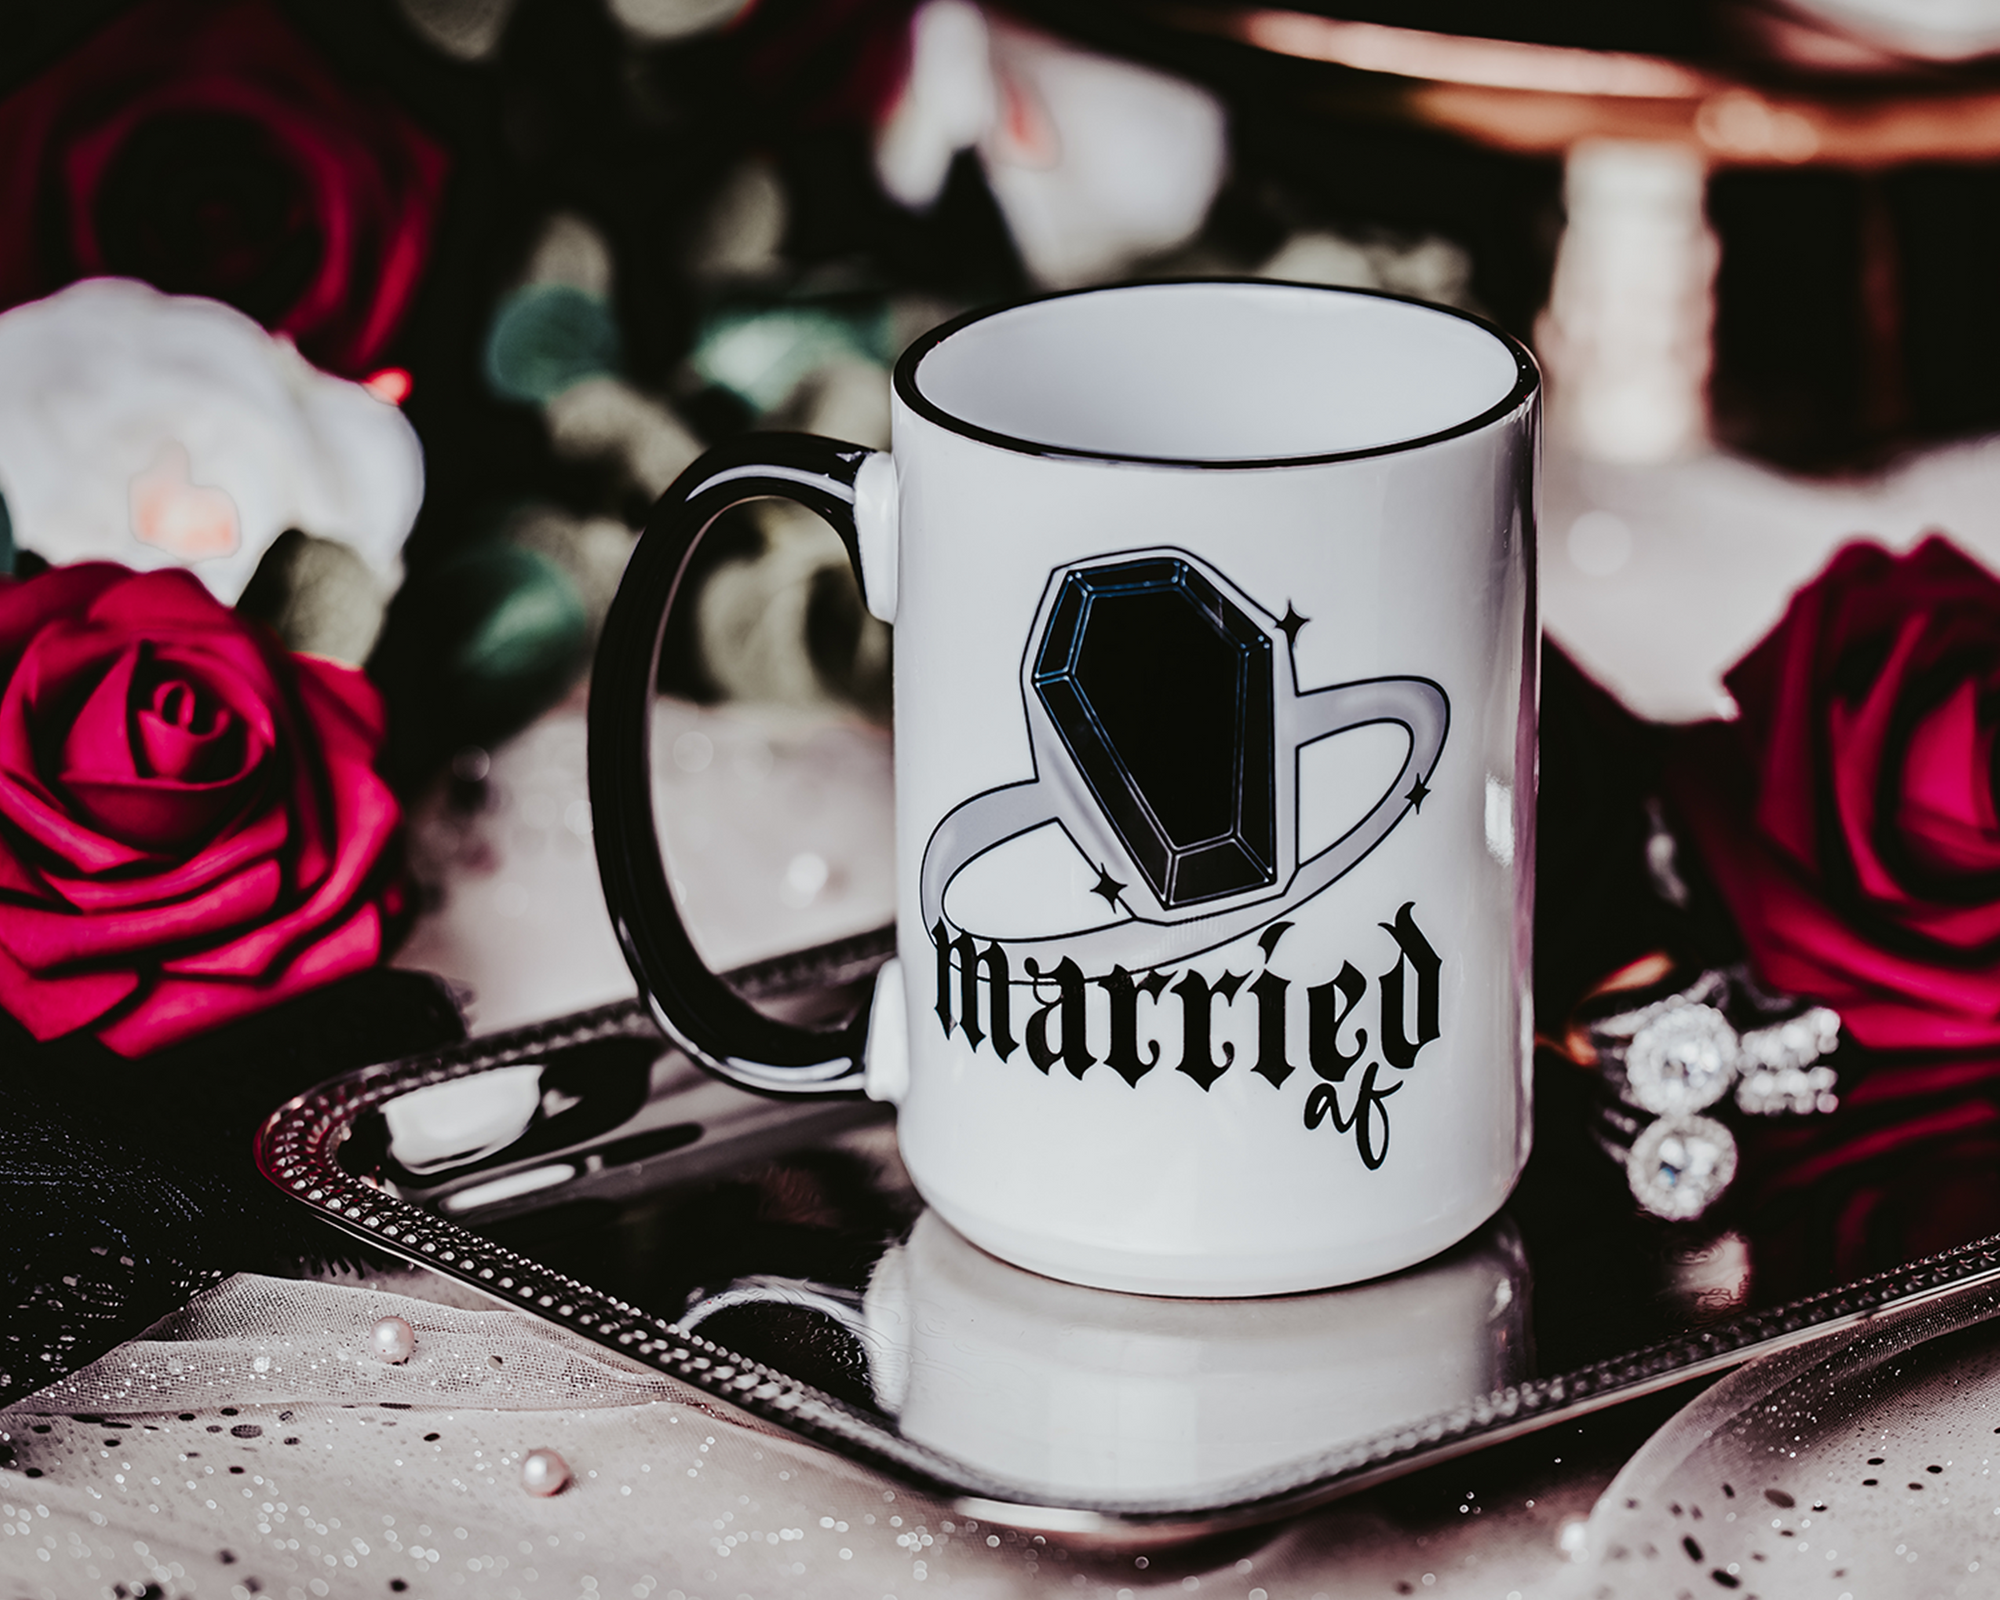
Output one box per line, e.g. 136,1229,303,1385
0,277,422,603
875,2,1227,288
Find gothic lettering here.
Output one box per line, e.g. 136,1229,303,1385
1024,956,1093,1079
1249,970,1294,1087
1378,901,1441,1072
1250,920,1295,1088
1307,962,1368,1083
1094,965,1170,1087
1172,969,1246,1091
929,905,1443,1176
931,919,1017,1061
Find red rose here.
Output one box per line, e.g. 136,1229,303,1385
0,564,404,1055
1669,535,2000,1051
0,0,446,376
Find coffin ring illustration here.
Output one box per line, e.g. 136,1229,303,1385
919,548,1450,968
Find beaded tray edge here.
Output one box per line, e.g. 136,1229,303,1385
254,937,2000,1549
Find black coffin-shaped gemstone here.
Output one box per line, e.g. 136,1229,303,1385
1033,557,1277,908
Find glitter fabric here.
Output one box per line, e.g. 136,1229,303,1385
2,962,468,1413
1573,1277,2000,1597
1,1272,1031,1598
0,1270,1596,1597
0,1080,230,1409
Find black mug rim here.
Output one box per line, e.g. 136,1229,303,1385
891,277,1541,472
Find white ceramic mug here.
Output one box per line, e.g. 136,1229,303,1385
590,280,1539,1295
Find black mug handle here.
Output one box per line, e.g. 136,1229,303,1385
588,433,887,1097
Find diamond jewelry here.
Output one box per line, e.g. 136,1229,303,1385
1585,965,1840,1220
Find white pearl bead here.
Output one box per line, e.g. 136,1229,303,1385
521,1448,571,1497
369,1315,416,1365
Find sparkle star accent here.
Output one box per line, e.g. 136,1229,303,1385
1405,774,1431,812
1277,604,1309,648
1090,866,1127,909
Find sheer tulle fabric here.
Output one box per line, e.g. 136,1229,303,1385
0,1273,1042,1597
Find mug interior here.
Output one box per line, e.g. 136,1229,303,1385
904,281,1528,465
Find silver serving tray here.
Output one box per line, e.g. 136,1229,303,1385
256,942,2000,1550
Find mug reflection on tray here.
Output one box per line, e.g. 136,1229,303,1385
681,1210,1530,1500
